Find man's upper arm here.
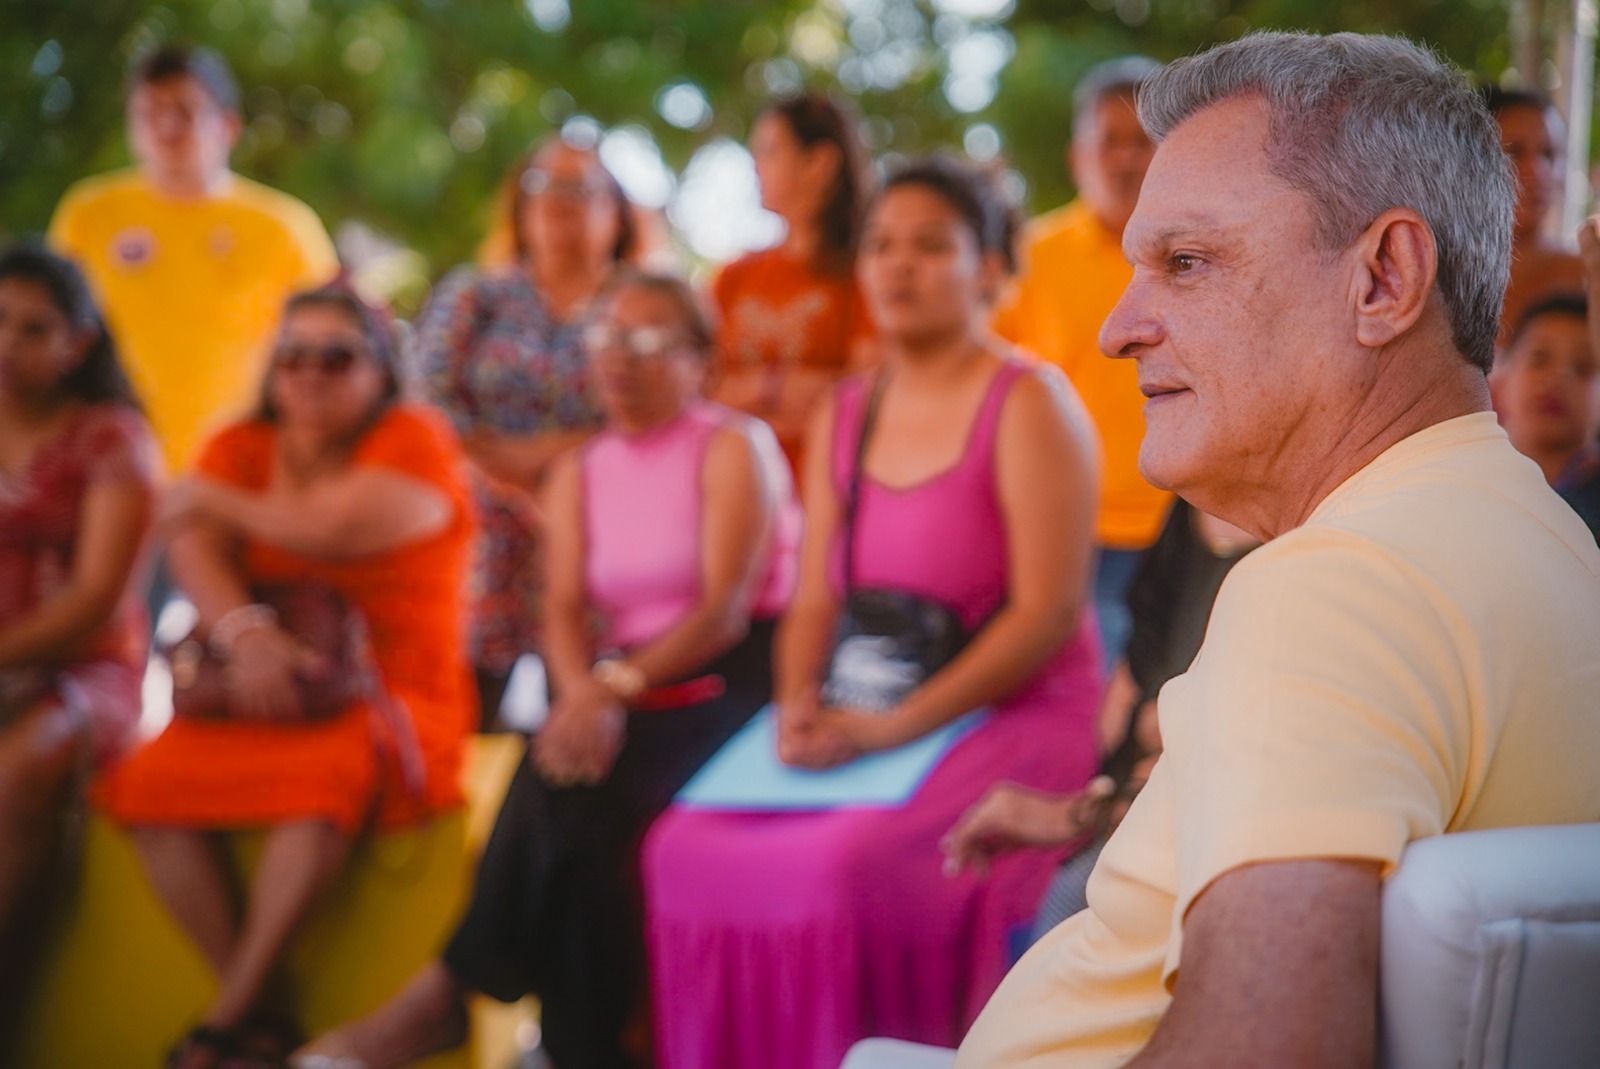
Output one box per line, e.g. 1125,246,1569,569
1132,858,1382,1069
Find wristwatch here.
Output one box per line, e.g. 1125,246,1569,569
592,657,647,701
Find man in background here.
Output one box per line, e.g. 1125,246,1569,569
50,43,337,477
994,56,1167,664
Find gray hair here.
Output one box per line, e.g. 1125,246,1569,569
1138,31,1513,372
1073,55,1163,133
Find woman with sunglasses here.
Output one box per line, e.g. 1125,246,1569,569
643,157,1105,1069
412,133,635,729
97,282,477,1069
0,245,156,1049
295,270,797,1069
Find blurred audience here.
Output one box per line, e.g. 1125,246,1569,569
943,500,1258,942
296,270,797,1069
643,156,1103,1069
1482,85,1585,348
710,92,877,463
0,245,157,1048
1492,293,1600,541
96,283,476,1068
993,56,1168,666
412,134,634,730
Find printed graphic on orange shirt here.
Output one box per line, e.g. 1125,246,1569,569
110,226,156,270
726,291,829,366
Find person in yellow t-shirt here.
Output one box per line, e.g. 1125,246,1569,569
993,56,1165,665
49,44,337,477
945,32,1600,1069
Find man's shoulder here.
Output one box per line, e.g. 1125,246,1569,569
220,175,326,232
52,170,148,223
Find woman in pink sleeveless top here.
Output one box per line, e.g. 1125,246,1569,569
642,157,1105,1069
298,270,798,1069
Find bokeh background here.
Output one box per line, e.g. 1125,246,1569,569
4,0,1588,309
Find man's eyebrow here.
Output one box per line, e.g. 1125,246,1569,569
1124,218,1246,261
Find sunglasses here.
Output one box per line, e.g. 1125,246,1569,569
272,341,366,375
582,323,692,362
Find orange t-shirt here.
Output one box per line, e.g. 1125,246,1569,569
713,246,873,373
993,200,1172,550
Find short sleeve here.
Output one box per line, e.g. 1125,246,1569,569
352,405,470,502
194,421,274,490
1161,527,1470,959
281,199,339,287
46,185,89,258
80,407,160,488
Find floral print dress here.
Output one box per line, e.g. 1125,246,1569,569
411,266,603,674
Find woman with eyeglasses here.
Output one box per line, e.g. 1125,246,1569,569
97,282,476,1069
294,270,798,1069
412,133,635,730
0,245,156,1047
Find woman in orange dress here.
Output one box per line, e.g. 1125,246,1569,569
96,283,476,1069
711,93,876,464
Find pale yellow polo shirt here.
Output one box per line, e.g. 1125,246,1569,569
49,170,337,472
958,412,1600,1068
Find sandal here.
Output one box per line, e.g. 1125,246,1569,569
167,1025,237,1069
225,1014,306,1068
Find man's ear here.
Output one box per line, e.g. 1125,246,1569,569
1350,207,1436,349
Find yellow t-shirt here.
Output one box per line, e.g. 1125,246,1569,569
957,412,1600,1068
49,170,337,473
993,200,1171,550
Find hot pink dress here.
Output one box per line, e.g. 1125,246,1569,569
641,361,1104,1069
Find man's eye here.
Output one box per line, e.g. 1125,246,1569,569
1171,253,1201,273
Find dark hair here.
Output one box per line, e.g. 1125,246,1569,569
0,243,140,409
598,268,718,357
878,155,1021,274
763,93,872,277
1506,291,1588,350
255,279,402,425
1480,84,1553,119
508,136,637,265
128,43,240,113
1073,55,1162,134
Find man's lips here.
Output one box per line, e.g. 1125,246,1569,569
1140,383,1190,400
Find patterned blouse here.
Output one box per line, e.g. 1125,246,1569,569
411,266,603,672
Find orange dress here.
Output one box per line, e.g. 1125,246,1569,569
97,405,477,834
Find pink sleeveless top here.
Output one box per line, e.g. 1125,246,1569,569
583,401,800,651
829,359,1097,707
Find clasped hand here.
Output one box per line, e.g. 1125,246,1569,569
534,681,626,787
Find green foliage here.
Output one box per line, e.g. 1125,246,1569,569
1,0,1516,291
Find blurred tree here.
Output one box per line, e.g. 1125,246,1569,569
0,0,1523,299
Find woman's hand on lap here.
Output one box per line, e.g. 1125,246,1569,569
225,625,324,720
535,682,626,786
939,778,1113,878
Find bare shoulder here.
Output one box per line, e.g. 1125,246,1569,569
997,357,1096,454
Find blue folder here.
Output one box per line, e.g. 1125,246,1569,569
676,704,986,810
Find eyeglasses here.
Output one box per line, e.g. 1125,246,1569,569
582,323,691,361
521,168,610,200
272,341,365,375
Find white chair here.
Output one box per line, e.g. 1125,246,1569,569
840,823,1600,1069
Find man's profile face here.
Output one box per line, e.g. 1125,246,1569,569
1070,92,1155,233
1100,95,1354,505
127,74,237,185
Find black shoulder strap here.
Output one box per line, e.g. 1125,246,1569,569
841,372,889,593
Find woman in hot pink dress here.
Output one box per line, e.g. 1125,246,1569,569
643,156,1105,1069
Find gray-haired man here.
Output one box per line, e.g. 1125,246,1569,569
957,30,1600,1068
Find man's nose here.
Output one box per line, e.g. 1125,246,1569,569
1100,275,1163,360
